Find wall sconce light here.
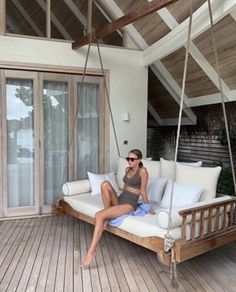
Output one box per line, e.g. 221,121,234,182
122,111,130,122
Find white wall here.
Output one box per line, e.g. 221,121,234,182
0,36,148,171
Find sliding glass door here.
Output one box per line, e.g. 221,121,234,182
40,73,71,212
0,70,107,217
75,77,107,180
2,70,39,216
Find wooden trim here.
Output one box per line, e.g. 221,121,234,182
0,70,3,217
175,228,236,263
72,0,179,49
0,0,5,35
34,73,40,214
0,60,108,77
46,0,51,38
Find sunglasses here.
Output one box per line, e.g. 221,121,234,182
126,157,139,162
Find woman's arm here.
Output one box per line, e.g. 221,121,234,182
139,167,149,203
140,167,155,214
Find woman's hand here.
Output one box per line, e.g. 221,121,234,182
148,208,156,215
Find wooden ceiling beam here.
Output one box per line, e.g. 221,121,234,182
72,0,179,50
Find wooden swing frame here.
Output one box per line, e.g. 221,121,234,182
53,197,236,266
53,0,236,267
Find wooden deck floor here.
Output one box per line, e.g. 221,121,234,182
0,215,236,292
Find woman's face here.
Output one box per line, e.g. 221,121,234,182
126,152,140,167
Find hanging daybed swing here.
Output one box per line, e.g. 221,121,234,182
52,0,236,282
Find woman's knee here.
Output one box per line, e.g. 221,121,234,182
95,210,105,222
101,180,111,192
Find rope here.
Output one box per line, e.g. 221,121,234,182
164,0,194,287
207,0,236,195
95,39,121,157
165,0,194,239
54,32,93,207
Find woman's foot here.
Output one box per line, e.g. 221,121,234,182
81,250,96,268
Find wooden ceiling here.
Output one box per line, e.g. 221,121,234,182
5,0,236,126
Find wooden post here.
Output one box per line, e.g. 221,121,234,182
46,0,51,38
0,0,6,35
87,0,92,34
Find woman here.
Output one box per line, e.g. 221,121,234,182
81,149,154,268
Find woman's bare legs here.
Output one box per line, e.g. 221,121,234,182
81,204,133,268
100,180,119,208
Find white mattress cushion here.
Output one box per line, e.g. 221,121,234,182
176,164,221,201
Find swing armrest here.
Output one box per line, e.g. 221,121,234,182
178,196,236,241
156,196,234,230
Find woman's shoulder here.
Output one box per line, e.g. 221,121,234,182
139,166,148,175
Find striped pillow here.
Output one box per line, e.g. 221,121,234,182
147,177,168,203
159,180,203,208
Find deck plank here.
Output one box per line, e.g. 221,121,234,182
0,216,236,292
73,217,83,292
35,216,58,292
45,215,63,292
16,217,47,291
0,218,36,291
6,218,41,292
26,216,53,292
103,232,130,292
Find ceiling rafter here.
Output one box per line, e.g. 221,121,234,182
156,6,231,101
143,0,236,66
36,0,72,40
148,102,162,125
64,0,87,30
97,0,196,126
11,0,44,37
72,0,179,50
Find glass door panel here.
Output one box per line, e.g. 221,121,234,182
77,82,100,179
6,78,35,208
43,80,69,205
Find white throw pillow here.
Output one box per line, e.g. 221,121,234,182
87,172,119,196
159,179,203,208
147,177,168,203
160,157,202,180
116,157,128,189
175,164,221,201
143,159,161,178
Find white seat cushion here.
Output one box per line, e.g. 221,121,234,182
160,157,202,180
143,159,161,178
175,164,221,201
159,180,203,208
87,172,119,196
147,177,168,203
